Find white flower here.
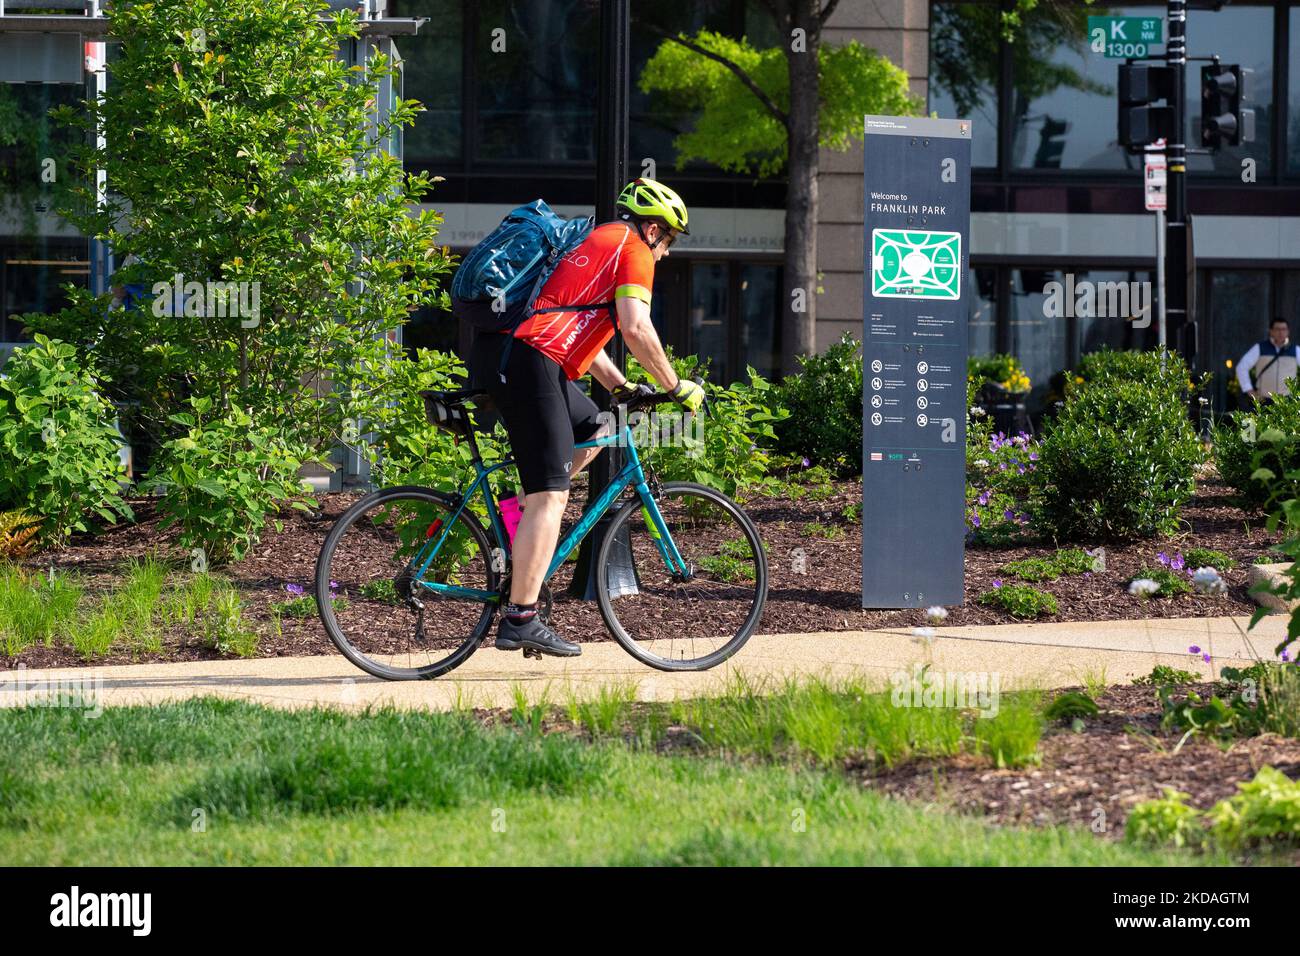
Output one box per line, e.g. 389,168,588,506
1128,578,1161,598
974,459,990,468
1191,567,1227,596
970,406,987,418
910,626,936,644
925,605,948,624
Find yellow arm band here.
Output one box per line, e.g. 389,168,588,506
614,284,651,305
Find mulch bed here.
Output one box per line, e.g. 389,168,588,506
3,472,1285,670
473,682,1300,856
863,683,1300,845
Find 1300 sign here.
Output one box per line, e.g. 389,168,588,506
1087,16,1163,59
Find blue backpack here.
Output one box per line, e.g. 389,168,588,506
451,199,611,334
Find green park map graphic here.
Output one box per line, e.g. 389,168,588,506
870,229,962,299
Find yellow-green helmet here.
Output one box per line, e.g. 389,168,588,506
616,178,690,234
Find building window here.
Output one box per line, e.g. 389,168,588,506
474,0,598,163
391,0,464,165
968,266,998,357
1009,4,1164,172
690,262,730,383
1290,5,1300,175
1209,270,1274,412
1183,3,1273,177
928,2,1000,168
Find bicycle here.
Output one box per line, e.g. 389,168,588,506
314,384,768,680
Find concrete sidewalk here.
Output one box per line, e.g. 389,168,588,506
2,614,1287,713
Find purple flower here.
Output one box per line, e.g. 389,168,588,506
978,490,990,506
1202,653,1211,664
1017,466,1026,475
999,463,1008,472
971,514,982,528
1170,553,1185,571
993,579,1003,588
1083,571,1092,578
1189,645,1201,654
801,457,811,468
1028,452,1039,461
1004,509,1015,521
1157,552,1170,566
285,583,304,596
1282,650,1291,662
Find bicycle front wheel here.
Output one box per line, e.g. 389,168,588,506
315,486,501,680
595,482,767,671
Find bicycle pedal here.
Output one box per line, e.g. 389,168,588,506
521,647,544,660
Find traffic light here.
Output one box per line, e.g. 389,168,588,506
1118,63,1176,148
1201,64,1255,148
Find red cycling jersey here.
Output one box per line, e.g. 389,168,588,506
513,221,654,379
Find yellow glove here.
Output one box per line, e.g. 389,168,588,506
669,378,705,413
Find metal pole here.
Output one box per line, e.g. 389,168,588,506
1156,208,1166,360
569,0,635,600
1165,0,1192,363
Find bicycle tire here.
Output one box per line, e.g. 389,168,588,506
594,481,767,671
315,485,500,681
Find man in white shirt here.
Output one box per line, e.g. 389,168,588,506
1237,318,1299,405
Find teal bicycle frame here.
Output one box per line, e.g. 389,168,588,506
407,423,688,604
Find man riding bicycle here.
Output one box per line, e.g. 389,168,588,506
467,178,706,658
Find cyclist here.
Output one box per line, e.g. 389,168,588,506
468,178,706,658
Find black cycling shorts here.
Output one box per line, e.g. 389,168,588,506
468,333,603,495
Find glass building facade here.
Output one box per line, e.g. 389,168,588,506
930,0,1300,414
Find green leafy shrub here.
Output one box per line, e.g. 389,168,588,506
1128,768,1300,850
24,0,452,459
1035,377,1202,541
145,399,316,564
1131,664,1201,686
1215,394,1300,510
978,584,1058,619
1072,347,1200,399
968,353,1029,393
367,348,507,493
1000,556,1059,583
1044,691,1099,722
1206,766,1300,848
771,333,862,473
627,352,787,498
1125,788,1207,848
0,336,132,543
1182,547,1236,571
1128,567,1192,598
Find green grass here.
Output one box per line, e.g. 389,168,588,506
0,564,81,656
668,672,1037,769
106,557,168,654
0,699,1228,866
564,681,637,739
978,584,1058,619
800,521,844,540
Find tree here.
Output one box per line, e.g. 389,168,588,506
638,2,919,375
22,0,453,459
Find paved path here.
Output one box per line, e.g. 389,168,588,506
2,614,1287,713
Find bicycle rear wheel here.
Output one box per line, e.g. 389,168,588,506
315,486,501,680
595,482,766,671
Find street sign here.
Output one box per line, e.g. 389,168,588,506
1089,16,1164,58
1144,138,1167,211
861,115,971,609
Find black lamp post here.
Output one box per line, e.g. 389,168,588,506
568,0,638,599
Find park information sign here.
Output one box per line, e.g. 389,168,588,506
861,115,972,608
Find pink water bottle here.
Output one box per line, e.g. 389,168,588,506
499,495,523,549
